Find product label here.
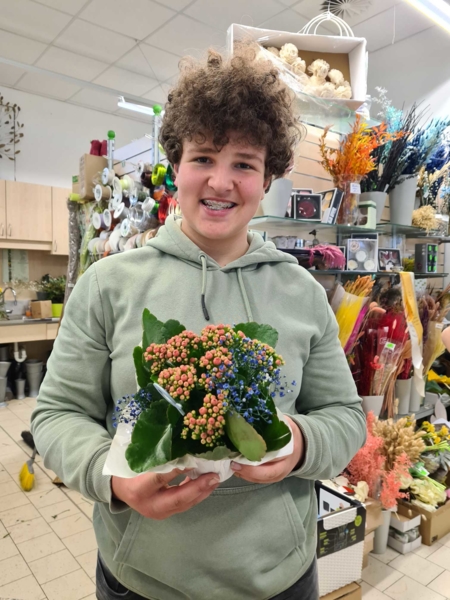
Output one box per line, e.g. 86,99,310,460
436,322,444,330
350,182,361,194
385,342,396,350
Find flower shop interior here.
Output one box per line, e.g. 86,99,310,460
2,1,450,600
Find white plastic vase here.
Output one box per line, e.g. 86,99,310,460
410,383,423,412
361,395,384,417
373,510,391,554
260,179,293,218
389,176,419,226
360,191,387,224
395,379,412,415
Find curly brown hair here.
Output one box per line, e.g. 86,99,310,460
159,44,300,179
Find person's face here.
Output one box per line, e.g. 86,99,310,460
173,132,270,246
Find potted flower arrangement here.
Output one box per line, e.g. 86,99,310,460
319,115,402,225
40,274,66,318
103,311,293,479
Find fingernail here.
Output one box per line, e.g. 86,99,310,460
231,462,242,471
208,477,220,487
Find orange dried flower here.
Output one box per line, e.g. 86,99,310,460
319,115,404,189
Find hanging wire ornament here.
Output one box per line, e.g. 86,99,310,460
320,0,373,19
299,1,356,36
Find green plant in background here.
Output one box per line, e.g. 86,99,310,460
40,274,66,304
0,93,24,161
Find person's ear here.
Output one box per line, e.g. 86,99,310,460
263,177,272,199
172,163,179,184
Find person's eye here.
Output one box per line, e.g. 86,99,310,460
194,156,210,164
236,163,253,170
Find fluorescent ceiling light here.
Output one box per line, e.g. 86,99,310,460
117,96,164,116
405,0,450,33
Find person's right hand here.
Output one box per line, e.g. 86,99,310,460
111,470,220,520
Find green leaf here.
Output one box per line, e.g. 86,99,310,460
259,417,292,452
167,403,182,428
225,411,266,461
234,322,279,348
125,401,172,472
133,346,149,389
425,379,443,395
142,309,166,349
162,319,185,341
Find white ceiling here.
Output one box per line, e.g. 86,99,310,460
0,0,438,122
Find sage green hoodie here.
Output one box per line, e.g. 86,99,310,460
31,215,365,600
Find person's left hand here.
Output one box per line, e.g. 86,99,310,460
230,415,304,484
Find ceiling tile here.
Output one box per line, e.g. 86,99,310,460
258,8,308,32
79,0,175,41
0,30,47,64
36,47,109,81
145,14,225,57
69,88,121,113
353,4,433,53
0,64,27,86
185,0,283,30
34,0,90,15
142,82,172,105
117,45,180,82
277,0,300,5
16,71,81,100
291,0,402,28
94,66,157,96
0,0,72,43
161,0,193,9
55,20,136,63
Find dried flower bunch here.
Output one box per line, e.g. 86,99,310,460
412,205,438,233
372,415,426,472
320,115,403,190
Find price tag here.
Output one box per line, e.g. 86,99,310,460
385,342,396,350
436,322,444,330
350,182,361,194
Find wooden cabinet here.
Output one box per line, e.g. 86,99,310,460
5,181,52,242
51,187,70,255
0,180,5,239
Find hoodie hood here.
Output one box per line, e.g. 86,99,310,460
147,215,297,321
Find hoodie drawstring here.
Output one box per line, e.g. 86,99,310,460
200,254,210,321
199,255,253,323
237,268,253,322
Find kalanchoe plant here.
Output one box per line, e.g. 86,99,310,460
40,274,66,303
115,310,293,473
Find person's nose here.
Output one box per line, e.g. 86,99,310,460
207,164,234,196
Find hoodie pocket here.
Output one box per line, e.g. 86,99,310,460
112,480,309,598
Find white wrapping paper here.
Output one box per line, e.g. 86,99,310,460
103,409,294,482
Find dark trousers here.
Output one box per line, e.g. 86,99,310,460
96,553,319,600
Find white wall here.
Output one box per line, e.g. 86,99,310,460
367,25,450,116
0,87,152,188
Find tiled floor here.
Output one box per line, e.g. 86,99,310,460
1,398,450,600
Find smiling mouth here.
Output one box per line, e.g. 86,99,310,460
201,199,237,210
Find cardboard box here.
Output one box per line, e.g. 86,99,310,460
321,582,362,600
72,175,79,195
390,512,421,533
388,535,422,555
362,531,374,569
398,500,450,546
31,300,52,319
79,154,107,200
316,483,366,596
228,24,368,110
364,498,383,535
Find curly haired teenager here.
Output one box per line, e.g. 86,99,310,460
32,45,365,600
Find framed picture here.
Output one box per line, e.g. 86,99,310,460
378,248,402,272
286,188,314,218
320,189,344,225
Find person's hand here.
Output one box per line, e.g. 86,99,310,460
111,470,220,520
230,416,304,484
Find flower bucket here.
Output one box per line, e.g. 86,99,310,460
389,175,419,226
373,509,391,554
337,179,362,225
260,178,292,218
361,395,384,418
51,303,63,318
395,379,412,416
361,191,387,224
